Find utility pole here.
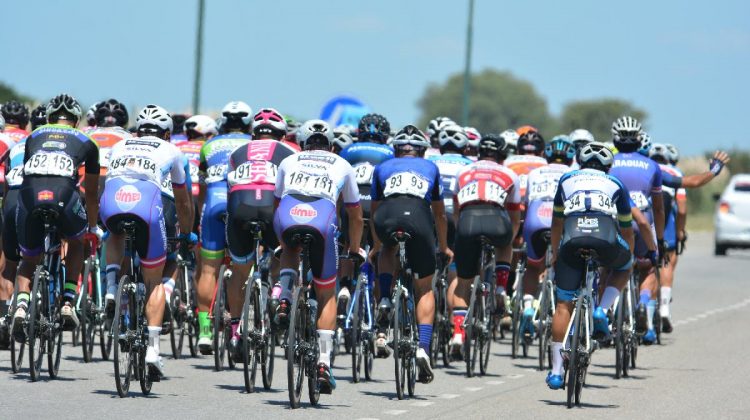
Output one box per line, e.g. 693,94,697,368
192,0,205,114
461,0,475,126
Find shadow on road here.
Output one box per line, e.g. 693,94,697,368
91,389,159,399
214,383,282,394
540,399,619,409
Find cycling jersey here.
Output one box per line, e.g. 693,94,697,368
85,126,131,176
371,157,442,204
340,142,394,187
554,168,633,228
275,150,360,206
175,140,204,196
503,154,548,199
429,152,473,205
23,124,100,185
281,139,301,152
199,133,251,186
523,163,570,262
610,152,662,212
227,140,297,194
5,139,26,189
106,136,187,190
424,147,441,159
3,126,29,144
0,133,15,187
659,164,686,250
452,160,521,211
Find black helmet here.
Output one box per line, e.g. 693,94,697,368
357,113,390,143
517,131,545,155
1,100,30,128
30,104,47,130
94,98,129,128
172,114,190,135
47,93,82,123
478,133,507,161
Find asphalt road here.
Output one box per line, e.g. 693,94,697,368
2,232,749,419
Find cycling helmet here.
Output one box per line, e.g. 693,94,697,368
85,103,99,126
252,108,287,139
477,133,507,161
0,114,4,131
500,129,520,155
333,126,355,152
544,135,576,164
1,100,30,128
297,119,333,149
569,128,595,152
665,143,679,164
392,124,430,150
357,113,390,143
171,114,189,135
30,104,47,130
611,115,642,147
219,101,252,133
637,131,652,156
649,143,672,165
438,124,468,151
578,142,615,172
517,131,545,155
47,93,83,123
136,104,173,134
94,98,129,128
184,115,218,139
464,126,481,146
427,116,455,147
516,125,538,136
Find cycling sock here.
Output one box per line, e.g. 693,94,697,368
523,294,534,311
551,342,563,376
639,290,651,306
378,273,393,298
418,324,432,353
147,326,161,353
105,264,120,294
198,311,210,337
495,263,510,289
660,287,672,317
317,329,334,366
63,279,77,302
452,308,467,335
230,319,240,339
646,299,656,331
278,269,297,303
162,277,175,301
16,292,29,310
599,286,620,312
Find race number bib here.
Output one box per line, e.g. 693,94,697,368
457,181,508,206
205,163,228,184
109,156,158,178
589,192,616,215
227,161,277,186
527,178,556,201
353,163,374,185
564,192,616,215
161,176,173,196
286,171,335,201
383,172,430,198
6,166,23,186
189,164,200,184
630,191,649,210
563,193,586,215
100,148,113,168
23,152,75,177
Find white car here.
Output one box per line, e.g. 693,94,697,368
714,174,750,255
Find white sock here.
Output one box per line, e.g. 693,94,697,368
551,342,564,375
599,287,620,312
660,287,672,317
148,326,161,352
162,277,175,302
523,294,534,310
495,286,506,296
646,300,656,330
317,329,334,366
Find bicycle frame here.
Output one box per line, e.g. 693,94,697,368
562,255,598,357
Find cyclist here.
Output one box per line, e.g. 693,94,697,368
546,142,635,389
519,136,574,337
224,107,296,359
29,105,47,131
504,130,548,198
424,116,454,159
282,116,301,152
427,124,473,356
500,129,519,156
170,113,190,143
84,102,100,130
273,119,364,394
1,100,30,143
177,114,217,198
101,104,193,377
450,134,521,351
12,94,102,337
332,126,354,155
370,124,453,384
85,99,131,191
463,126,481,160
569,129,595,154
195,101,252,354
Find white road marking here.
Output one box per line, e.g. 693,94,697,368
411,401,434,407
506,374,524,379
439,393,460,399
486,380,505,385
673,296,750,328
465,386,483,392
383,410,408,416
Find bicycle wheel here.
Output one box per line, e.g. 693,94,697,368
261,315,276,390
538,281,550,371
439,285,452,368
287,287,305,409
350,287,362,383
566,298,583,408
10,322,25,374
81,260,97,363
213,269,227,371
464,280,477,377
307,310,320,406
393,285,405,400
511,293,521,359
113,276,134,398
430,282,443,368
28,267,46,382
47,301,63,379
479,292,492,376
241,278,257,393
169,287,183,359
614,289,625,379
139,337,153,395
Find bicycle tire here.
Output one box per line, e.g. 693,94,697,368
407,289,418,397
113,276,134,398
241,277,257,393
169,286,183,359
439,284,452,368
615,289,624,379
81,259,97,363
393,284,405,400
9,288,26,374
28,266,46,382
261,316,275,390
351,286,362,383
307,302,320,406
465,279,478,377
538,279,551,371
430,278,443,368
213,267,227,371
363,290,375,381
287,287,305,408
47,304,63,379
139,344,153,395
479,289,492,376
566,297,583,408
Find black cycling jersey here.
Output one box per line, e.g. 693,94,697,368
22,124,99,188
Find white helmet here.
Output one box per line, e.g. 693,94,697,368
569,128,595,145
297,119,333,149
638,131,652,156
665,144,679,164
578,142,614,170
136,104,173,132
219,100,253,128
0,114,5,131
392,125,430,149
499,129,520,152
649,143,673,164
184,115,218,138
438,124,468,150
464,126,481,148
426,116,455,139
333,126,354,150
611,116,642,146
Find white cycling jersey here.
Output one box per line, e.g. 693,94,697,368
526,163,571,202
106,136,187,196
274,149,359,205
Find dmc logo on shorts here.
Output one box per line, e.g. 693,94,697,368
537,202,553,219
289,203,318,224
115,184,142,212
37,190,54,201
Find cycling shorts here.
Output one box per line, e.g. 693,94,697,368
3,189,21,262
373,196,436,279
200,183,228,259
454,204,513,279
555,214,632,301
17,178,88,257
274,194,339,289
632,209,656,258
226,189,277,264
100,178,168,269
523,200,554,263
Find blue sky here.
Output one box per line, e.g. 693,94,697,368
3,0,748,155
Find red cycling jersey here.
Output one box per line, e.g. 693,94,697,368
453,160,522,211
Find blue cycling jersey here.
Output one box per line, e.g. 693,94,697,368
340,142,394,166
6,138,26,189
428,153,473,198
553,168,633,228
371,157,442,203
610,152,662,211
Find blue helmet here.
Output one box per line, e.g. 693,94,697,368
637,131,652,156
544,135,575,164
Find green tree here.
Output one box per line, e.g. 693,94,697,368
0,82,32,105
558,98,647,143
416,69,554,135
